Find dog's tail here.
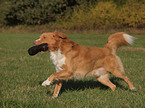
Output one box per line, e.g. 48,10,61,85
104,32,136,54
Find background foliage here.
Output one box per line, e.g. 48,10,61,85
0,0,145,29
0,0,80,25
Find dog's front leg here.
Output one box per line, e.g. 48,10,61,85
52,80,63,98
41,67,63,86
42,70,73,86
49,70,73,82
41,78,51,86
52,67,63,98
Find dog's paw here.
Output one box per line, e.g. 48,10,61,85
52,95,58,99
41,79,51,86
130,87,137,91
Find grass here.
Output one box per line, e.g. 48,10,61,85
0,33,145,108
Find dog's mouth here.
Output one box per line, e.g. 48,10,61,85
40,43,49,52
40,51,45,53
40,44,49,53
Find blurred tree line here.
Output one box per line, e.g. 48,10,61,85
0,0,144,29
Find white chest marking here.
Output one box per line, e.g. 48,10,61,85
50,49,66,71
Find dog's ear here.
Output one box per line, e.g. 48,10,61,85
54,31,67,39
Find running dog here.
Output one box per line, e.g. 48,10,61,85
33,31,136,98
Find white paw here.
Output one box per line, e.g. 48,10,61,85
52,95,58,99
41,79,51,86
130,87,137,91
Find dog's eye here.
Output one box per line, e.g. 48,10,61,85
44,37,46,39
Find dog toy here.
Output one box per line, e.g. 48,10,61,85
28,43,48,56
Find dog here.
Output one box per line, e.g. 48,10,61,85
33,31,136,98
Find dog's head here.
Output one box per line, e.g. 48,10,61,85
34,31,67,51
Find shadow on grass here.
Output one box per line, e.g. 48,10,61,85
39,77,128,95
60,77,128,93
61,80,107,92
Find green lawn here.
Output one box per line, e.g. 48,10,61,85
0,33,144,108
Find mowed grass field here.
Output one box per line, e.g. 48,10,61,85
0,33,145,108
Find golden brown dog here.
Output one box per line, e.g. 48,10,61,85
34,31,136,98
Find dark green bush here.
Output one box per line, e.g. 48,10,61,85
0,0,78,25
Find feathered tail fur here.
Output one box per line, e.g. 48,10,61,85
104,32,136,54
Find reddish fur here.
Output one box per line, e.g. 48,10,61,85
34,31,135,97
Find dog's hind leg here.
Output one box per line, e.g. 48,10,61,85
94,68,116,91
97,73,116,91
104,56,136,91
111,70,136,91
